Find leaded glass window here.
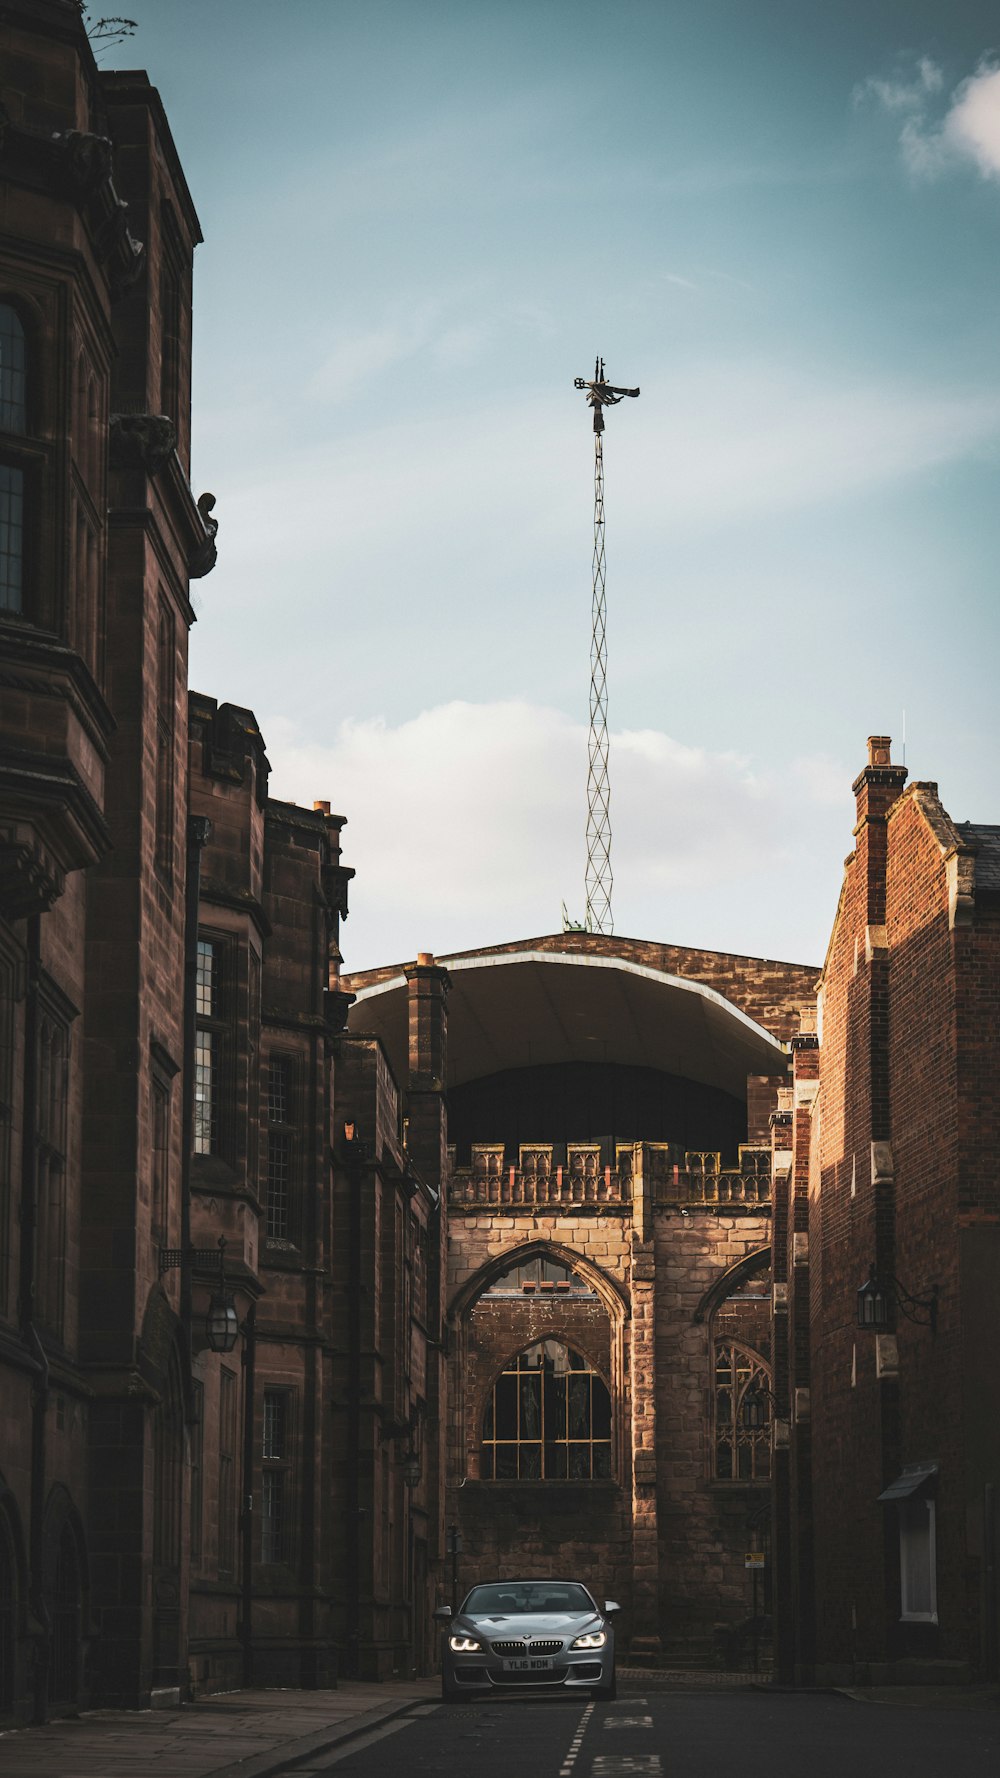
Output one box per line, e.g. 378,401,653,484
0,306,26,433
194,940,222,1155
481,1343,612,1480
714,1341,771,1480
261,1388,291,1564
265,1056,294,1239
0,465,23,613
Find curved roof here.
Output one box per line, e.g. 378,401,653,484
347,948,787,1098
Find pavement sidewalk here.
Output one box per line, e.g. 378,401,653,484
0,1678,438,1778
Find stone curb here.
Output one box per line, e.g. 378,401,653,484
203,1694,438,1778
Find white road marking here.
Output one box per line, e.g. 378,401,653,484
591,1759,662,1776
606,1697,647,1706
559,1700,596,1776
603,1715,653,1728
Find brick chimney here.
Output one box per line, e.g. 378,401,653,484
404,952,450,1193
852,737,907,926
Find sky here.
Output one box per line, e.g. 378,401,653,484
95,1,1000,971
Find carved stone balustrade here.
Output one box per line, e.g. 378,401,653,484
446,1141,771,1210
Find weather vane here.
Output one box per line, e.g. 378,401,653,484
573,356,640,433
571,357,639,936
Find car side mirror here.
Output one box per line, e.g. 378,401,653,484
603,1600,621,1616
433,1605,453,1622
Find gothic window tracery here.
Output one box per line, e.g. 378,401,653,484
480,1342,612,1480
713,1341,771,1481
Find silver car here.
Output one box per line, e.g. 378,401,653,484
435,1578,619,1702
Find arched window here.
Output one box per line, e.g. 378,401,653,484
713,1341,771,1481
481,1342,612,1480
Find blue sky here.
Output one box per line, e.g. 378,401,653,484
100,1,1000,969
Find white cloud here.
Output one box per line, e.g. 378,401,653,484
262,700,850,970
859,55,1000,182
944,63,1000,178
854,58,943,115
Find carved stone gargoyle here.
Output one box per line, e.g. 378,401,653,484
109,411,177,475
189,491,218,580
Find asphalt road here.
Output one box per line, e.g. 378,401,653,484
288,1688,1000,1778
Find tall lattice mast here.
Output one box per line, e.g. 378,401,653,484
573,358,639,934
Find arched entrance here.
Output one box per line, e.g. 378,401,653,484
151,1339,185,1691
0,1491,21,1718
42,1492,86,1714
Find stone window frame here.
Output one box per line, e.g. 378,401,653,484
264,1053,297,1244
698,1244,773,1485
711,1338,772,1483
451,1237,629,1489
194,932,235,1160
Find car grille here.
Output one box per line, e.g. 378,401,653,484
490,1639,564,1655
492,1666,568,1685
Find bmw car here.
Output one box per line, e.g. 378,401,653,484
436,1578,619,1702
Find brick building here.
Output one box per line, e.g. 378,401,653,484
345,935,816,1661
771,739,1000,1685
4,0,997,1726
0,2,443,1719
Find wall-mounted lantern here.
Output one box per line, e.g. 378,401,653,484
857,1265,938,1334
160,1235,241,1351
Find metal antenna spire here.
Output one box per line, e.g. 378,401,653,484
572,357,639,935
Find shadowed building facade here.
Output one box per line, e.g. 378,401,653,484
344,936,816,1661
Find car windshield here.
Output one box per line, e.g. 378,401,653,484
462,1582,596,1616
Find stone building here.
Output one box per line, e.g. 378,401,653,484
345,935,816,1661
0,0,215,1718
771,739,1000,1685
0,2,443,1717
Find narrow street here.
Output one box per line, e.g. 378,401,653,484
289,1689,1000,1778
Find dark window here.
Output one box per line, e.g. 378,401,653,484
265,1057,294,1240
261,1388,292,1564
0,305,26,432
713,1342,771,1480
194,940,224,1156
0,304,28,616
151,1076,170,1241
481,1343,612,1480
0,465,24,613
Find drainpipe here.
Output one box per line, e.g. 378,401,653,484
181,817,212,1346
240,1301,256,1687
19,913,51,1724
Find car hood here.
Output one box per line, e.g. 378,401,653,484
457,1611,604,1638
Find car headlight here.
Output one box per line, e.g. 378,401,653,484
570,1630,607,1649
448,1634,483,1652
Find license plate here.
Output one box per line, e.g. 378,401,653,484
502,1656,554,1672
